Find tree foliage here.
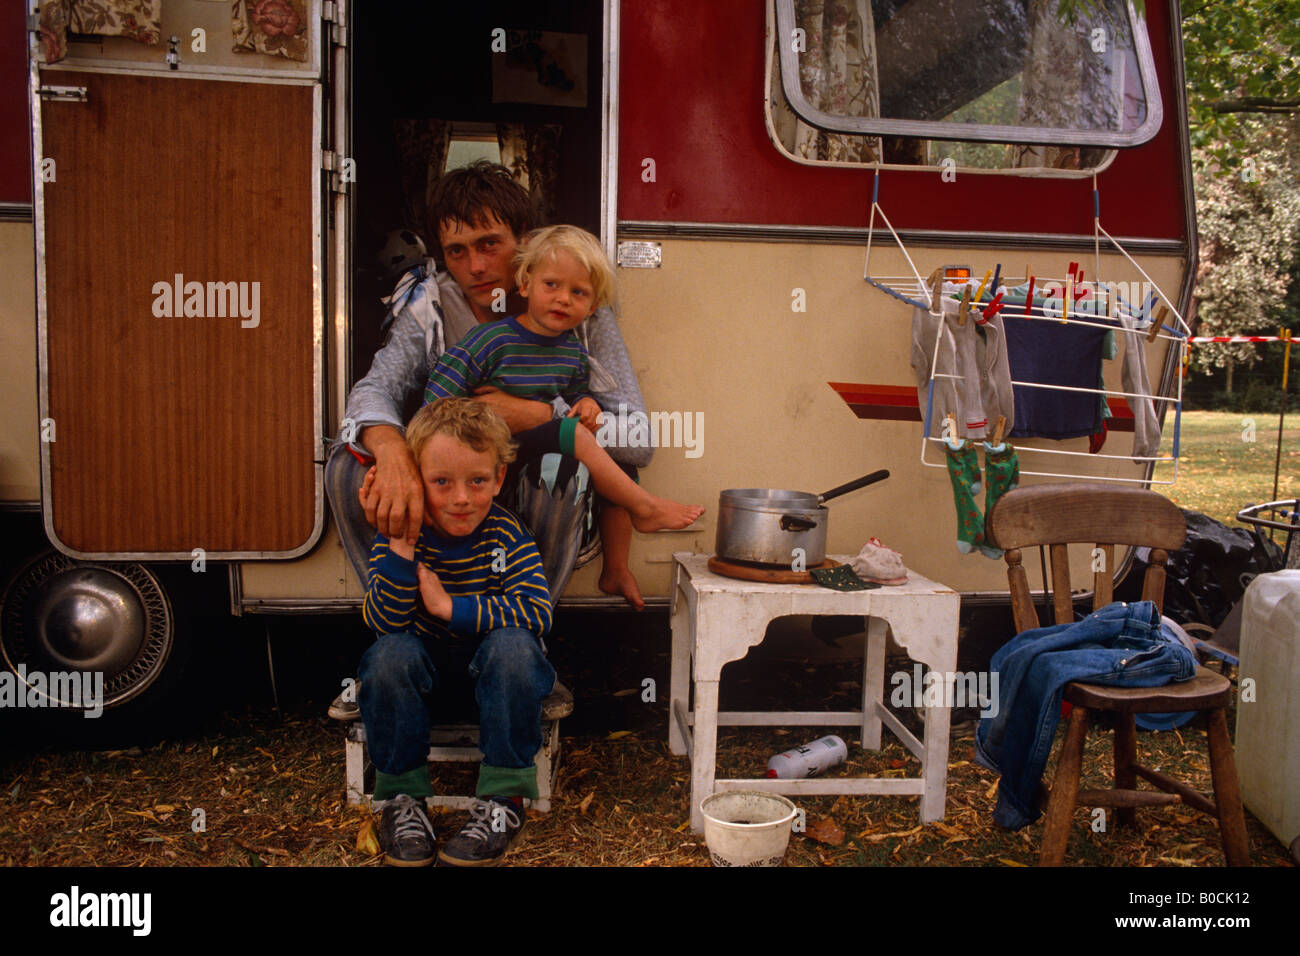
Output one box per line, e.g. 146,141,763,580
1181,0,1300,165
1181,1,1300,375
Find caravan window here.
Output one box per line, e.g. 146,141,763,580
768,0,1161,171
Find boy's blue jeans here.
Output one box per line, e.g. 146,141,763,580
975,601,1196,830
358,627,556,802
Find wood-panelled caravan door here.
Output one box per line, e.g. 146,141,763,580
37,71,320,558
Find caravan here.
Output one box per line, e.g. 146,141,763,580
0,0,1196,718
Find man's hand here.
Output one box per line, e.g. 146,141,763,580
569,397,603,433
417,564,454,620
358,425,426,545
471,385,553,433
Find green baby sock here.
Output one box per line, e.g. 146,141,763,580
944,439,986,554
981,442,1021,558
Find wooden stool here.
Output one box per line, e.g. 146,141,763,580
343,682,574,811
987,483,1251,866
1040,669,1249,866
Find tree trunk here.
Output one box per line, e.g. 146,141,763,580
1225,357,1235,395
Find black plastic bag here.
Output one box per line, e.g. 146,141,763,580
1118,510,1283,628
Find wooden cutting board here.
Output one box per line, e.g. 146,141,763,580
706,555,841,583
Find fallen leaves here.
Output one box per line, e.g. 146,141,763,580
803,816,845,846
356,815,379,856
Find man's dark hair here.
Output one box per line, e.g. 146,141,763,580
426,160,535,253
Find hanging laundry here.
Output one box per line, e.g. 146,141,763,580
910,290,1014,440
1003,312,1109,440
1118,312,1162,461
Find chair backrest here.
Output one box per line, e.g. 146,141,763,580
986,483,1187,634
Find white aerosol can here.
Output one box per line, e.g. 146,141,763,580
765,735,848,779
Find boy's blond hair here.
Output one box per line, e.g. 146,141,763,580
406,398,517,470
513,225,617,312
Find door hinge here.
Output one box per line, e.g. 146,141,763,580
37,86,88,102
323,150,350,194
323,1,347,46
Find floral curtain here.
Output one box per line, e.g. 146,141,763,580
497,123,562,226
232,0,309,62
1013,0,1111,170
771,0,882,164
38,0,161,64
392,119,452,242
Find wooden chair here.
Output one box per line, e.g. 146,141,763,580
986,483,1250,866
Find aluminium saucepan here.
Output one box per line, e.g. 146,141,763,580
715,469,890,567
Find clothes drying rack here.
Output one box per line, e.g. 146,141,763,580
861,171,1191,485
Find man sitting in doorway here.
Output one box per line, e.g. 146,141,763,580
328,160,654,607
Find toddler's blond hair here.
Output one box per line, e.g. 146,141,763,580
513,225,616,312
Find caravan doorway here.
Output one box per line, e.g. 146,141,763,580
348,1,607,391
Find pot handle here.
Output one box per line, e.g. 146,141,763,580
818,469,890,504
779,514,818,532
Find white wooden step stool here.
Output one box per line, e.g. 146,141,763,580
342,682,574,811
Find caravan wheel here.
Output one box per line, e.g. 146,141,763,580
0,551,174,711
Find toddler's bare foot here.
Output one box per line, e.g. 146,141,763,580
630,497,704,533
599,566,646,611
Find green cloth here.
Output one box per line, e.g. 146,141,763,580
945,439,986,555
811,565,880,591
982,442,1021,559
477,763,538,801
374,766,433,801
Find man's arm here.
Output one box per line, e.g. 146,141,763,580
341,299,434,543
585,307,653,467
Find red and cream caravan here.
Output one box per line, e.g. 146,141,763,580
1,0,1195,714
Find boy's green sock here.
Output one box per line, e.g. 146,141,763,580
373,766,433,802
944,439,986,554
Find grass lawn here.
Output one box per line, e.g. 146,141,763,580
1152,410,1299,526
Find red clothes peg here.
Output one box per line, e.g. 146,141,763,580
980,292,1004,322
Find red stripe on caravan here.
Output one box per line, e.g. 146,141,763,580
828,382,919,407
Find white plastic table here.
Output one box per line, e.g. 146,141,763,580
669,553,962,832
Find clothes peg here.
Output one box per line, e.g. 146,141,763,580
1023,276,1035,318
980,292,1004,322
944,412,959,446
957,286,971,326
928,267,944,313
1147,305,1169,343
1061,274,1073,324
992,415,1007,446
990,264,1002,298
974,269,993,303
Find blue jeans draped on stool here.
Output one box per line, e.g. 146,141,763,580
974,601,1197,830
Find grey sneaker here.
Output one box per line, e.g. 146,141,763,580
328,681,360,721
437,797,524,867
378,794,436,867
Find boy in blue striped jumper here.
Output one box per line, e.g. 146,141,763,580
360,397,555,867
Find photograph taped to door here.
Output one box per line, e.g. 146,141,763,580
491,30,587,108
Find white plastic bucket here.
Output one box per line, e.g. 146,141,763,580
700,791,798,867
